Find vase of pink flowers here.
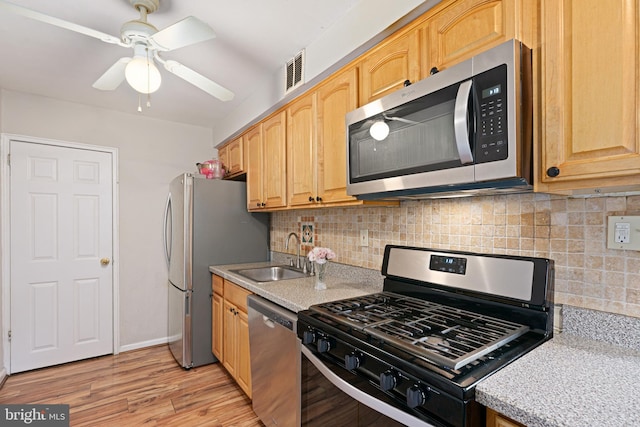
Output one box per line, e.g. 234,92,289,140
307,247,336,290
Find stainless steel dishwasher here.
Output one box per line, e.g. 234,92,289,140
247,295,300,426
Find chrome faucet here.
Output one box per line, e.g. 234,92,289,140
285,232,302,269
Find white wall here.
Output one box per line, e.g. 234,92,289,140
211,0,430,144
0,89,214,351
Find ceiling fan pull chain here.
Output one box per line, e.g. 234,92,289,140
137,94,142,112
147,93,152,108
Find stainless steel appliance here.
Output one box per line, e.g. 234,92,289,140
297,245,554,426
164,173,269,368
346,39,533,199
248,295,300,426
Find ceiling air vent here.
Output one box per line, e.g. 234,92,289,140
285,50,305,94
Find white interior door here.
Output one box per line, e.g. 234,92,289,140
9,140,114,373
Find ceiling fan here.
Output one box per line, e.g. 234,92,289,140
0,0,234,101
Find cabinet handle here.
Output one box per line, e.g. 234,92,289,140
308,196,314,202
546,166,560,177
316,196,322,202
429,67,439,75
261,202,266,207
403,79,412,87
256,203,261,207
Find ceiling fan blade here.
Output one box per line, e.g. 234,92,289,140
150,16,216,51
163,60,234,101
92,58,131,91
0,0,123,46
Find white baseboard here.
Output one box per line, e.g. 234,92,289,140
118,337,168,353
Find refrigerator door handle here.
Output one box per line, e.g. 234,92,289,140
163,192,172,269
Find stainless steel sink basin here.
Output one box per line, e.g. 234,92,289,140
231,265,309,283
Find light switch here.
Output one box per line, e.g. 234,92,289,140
359,229,369,247
607,216,640,250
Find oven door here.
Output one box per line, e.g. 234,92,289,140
301,346,436,427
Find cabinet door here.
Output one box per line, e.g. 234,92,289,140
236,309,252,398
262,111,288,208
427,0,517,73
246,124,264,210
227,136,244,176
486,408,525,427
218,145,229,178
222,300,237,377
287,92,318,207
316,67,358,204
538,0,640,193
359,28,421,105
212,292,223,360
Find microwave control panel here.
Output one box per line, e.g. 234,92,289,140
475,65,508,164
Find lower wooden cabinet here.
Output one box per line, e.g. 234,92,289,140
486,408,525,427
211,274,253,398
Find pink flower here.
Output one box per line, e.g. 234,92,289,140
307,247,336,264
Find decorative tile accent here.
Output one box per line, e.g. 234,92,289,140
301,223,313,244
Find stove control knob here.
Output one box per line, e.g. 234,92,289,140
379,370,399,391
406,385,426,408
317,337,332,353
302,330,316,345
344,352,362,370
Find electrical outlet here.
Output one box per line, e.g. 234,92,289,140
607,216,640,250
359,229,369,247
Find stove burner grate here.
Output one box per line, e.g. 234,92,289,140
312,292,529,370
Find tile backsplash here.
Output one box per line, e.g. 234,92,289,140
271,193,640,319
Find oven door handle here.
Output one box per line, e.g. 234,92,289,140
301,346,435,427
454,79,474,165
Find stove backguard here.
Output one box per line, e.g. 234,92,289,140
381,245,554,336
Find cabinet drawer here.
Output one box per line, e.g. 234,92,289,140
212,274,224,295
224,280,252,312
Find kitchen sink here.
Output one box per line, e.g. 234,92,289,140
231,265,310,283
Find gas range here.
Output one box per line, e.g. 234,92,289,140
297,246,554,427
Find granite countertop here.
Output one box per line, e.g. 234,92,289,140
476,306,640,427
209,260,383,313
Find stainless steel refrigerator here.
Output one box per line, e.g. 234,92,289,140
164,173,269,368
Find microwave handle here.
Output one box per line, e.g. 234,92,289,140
454,79,474,164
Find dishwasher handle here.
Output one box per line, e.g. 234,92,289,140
263,316,276,329
247,295,297,332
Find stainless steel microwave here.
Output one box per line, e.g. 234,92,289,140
346,39,532,199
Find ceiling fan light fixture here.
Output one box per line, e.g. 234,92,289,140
125,51,161,94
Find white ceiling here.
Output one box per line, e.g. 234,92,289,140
0,0,360,128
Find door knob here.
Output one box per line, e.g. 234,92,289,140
100,258,111,266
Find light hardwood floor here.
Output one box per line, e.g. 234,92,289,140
0,345,265,426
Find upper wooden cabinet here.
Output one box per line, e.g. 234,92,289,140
426,0,519,75
537,0,640,194
316,68,359,204
358,27,421,105
287,68,361,208
245,124,264,210
246,112,287,210
287,92,318,207
262,111,288,208
218,136,244,178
